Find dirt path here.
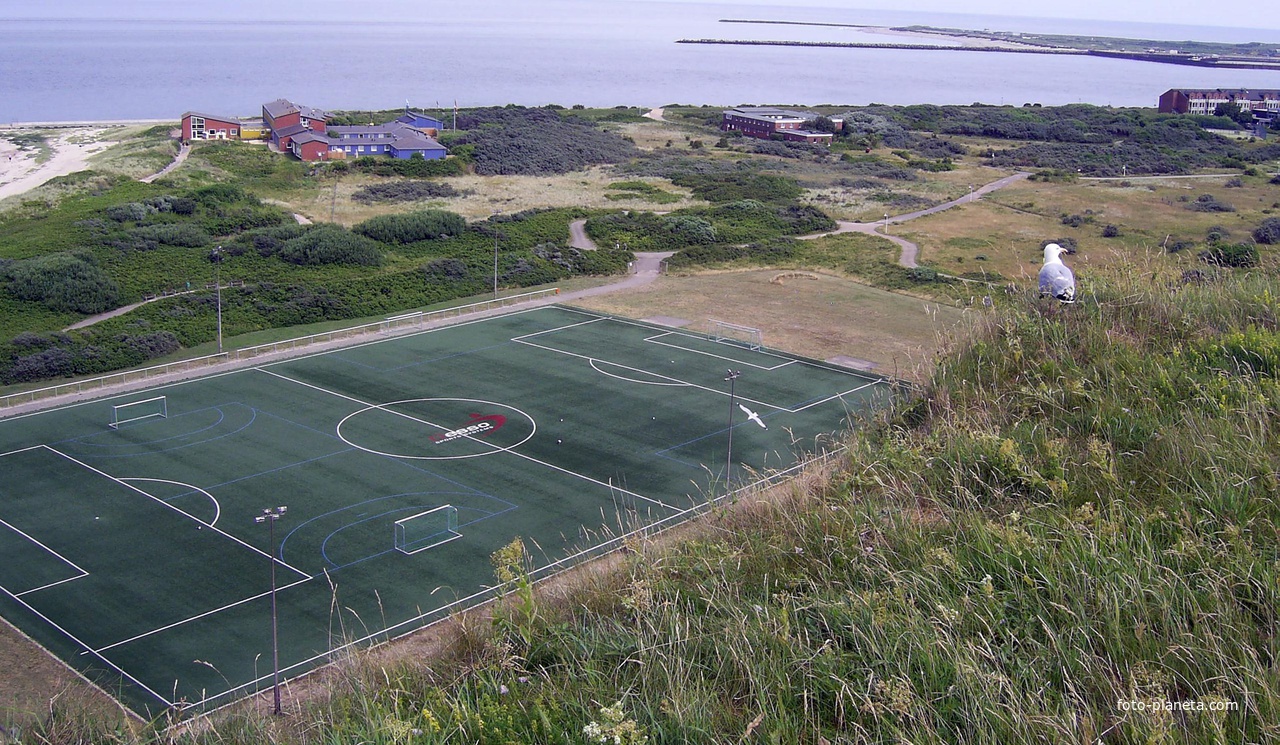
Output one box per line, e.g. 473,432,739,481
139,140,189,183
643,107,667,122
568,218,596,249
798,171,1029,267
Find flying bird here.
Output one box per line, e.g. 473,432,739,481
738,403,767,429
1038,243,1076,303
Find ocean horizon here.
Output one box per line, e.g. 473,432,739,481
3,2,1279,123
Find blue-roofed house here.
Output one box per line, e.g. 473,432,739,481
327,121,447,160
395,110,444,135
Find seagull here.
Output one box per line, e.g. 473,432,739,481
738,403,767,429
1038,243,1076,303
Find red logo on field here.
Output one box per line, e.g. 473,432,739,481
429,412,507,444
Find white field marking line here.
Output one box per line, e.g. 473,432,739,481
119,477,221,526
255,304,550,369
0,517,90,595
507,315,605,342
588,358,690,386
0,444,49,458
559,306,888,385
0,583,175,709
790,379,887,413
41,446,310,581
91,575,311,655
193,446,848,713
0,305,555,424
256,368,679,512
643,333,796,371
514,338,789,414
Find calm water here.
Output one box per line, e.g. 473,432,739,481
2,1,1279,122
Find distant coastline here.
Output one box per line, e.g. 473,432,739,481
685,20,1280,72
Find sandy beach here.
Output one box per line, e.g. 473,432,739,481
0,120,171,202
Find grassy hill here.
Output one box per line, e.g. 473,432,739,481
22,265,1278,744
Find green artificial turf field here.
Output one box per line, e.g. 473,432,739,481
0,305,892,717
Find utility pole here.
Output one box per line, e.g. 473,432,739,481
211,246,223,354
724,369,741,495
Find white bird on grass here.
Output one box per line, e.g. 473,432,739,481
738,403,767,429
1038,243,1076,303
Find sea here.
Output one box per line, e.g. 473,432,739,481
2,0,1280,123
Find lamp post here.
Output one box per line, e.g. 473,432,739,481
211,246,223,354
883,213,889,234
255,506,287,715
492,215,500,301
724,369,741,495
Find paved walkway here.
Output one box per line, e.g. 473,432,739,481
797,171,1029,268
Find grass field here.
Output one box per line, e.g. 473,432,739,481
0,305,891,719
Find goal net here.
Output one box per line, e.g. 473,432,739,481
109,396,168,429
709,319,763,351
394,505,461,554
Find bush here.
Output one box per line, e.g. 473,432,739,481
353,210,467,244
1186,194,1235,213
1224,177,1245,188
1101,224,1121,238
276,225,385,266
453,106,638,175
1206,225,1231,243
1252,217,1280,245
1061,214,1085,228
1271,174,1280,185
1198,242,1258,268
4,252,122,314
127,223,212,248
351,181,464,204
669,172,803,203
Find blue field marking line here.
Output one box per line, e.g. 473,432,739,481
53,404,258,460
41,445,311,581
256,367,681,512
60,404,230,448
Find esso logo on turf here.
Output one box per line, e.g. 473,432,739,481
429,413,507,444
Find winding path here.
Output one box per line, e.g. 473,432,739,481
798,171,1029,268
139,140,190,183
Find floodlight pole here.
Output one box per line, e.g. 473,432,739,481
211,246,223,354
492,215,500,301
724,369,741,496
255,506,287,715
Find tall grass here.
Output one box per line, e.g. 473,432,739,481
15,267,1280,744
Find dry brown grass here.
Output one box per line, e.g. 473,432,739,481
568,269,966,381
302,167,702,224
0,617,126,727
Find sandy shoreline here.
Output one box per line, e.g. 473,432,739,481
0,120,172,202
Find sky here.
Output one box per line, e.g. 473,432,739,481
5,0,1278,31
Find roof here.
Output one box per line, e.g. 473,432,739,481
182,111,242,124
263,98,329,121
724,106,819,124
330,122,446,151
290,131,331,146
274,123,310,138
263,98,298,119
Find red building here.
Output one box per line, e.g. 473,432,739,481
289,131,332,162
181,112,242,141
720,107,841,144
1159,88,1280,117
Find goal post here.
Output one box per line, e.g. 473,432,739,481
709,319,763,351
109,396,168,429
394,505,461,555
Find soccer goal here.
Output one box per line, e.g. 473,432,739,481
394,505,462,555
109,396,168,429
709,319,763,351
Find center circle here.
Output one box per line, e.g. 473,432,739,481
336,398,536,460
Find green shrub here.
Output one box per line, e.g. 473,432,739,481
669,172,803,203
1252,217,1280,245
353,210,467,244
4,252,121,314
276,225,385,266
1186,194,1236,213
128,223,212,248
1198,242,1258,267
351,181,464,204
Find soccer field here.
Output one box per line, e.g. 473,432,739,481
0,305,892,717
